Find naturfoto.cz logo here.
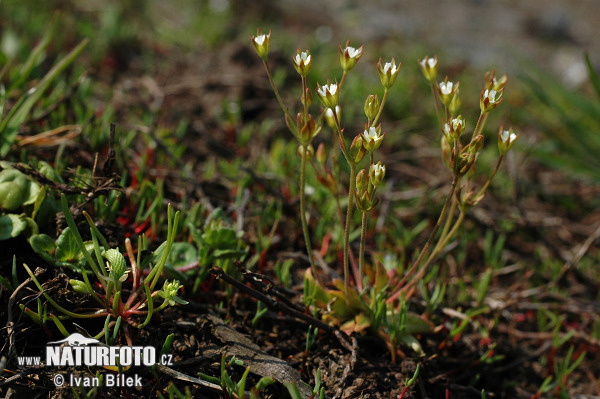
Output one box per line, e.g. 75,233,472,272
46,333,157,367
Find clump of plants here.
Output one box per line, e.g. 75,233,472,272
21,195,186,345
251,29,519,356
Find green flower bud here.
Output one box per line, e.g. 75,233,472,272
324,105,340,129
364,94,380,122
159,280,188,306
355,169,369,192
377,58,401,89
300,114,316,144
418,55,438,84
349,135,366,163
316,143,327,165
297,144,314,159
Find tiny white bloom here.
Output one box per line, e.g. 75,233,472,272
295,51,311,65
318,83,337,97
370,162,385,177
255,35,266,45
440,81,454,95
363,126,379,141
500,129,517,144
484,89,498,103
427,58,437,68
346,46,360,58
384,62,398,74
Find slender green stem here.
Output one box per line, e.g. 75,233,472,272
23,263,107,319
471,111,485,141
331,108,349,161
435,194,458,254
387,174,460,304
475,154,504,200
263,60,299,137
300,147,321,284
358,211,368,292
429,210,465,262
344,164,357,295
339,71,348,89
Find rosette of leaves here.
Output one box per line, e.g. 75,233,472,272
21,194,185,343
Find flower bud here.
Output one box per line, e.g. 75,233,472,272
251,28,271,61
364,94,380,122
349,135,366,163
418,55,438,84
377,58,401,89
316,143,327,165
437,77,459,107
362,125,385,153
498,126,519,155
468,135,485,155
316,80,339,109
339,41,364,72
297,144,314,159
159,280,188,306
369,162,386,187
485,70,509,91
301,87,313,108
324,105,340,129
480,88,503,113
449,89,461,115
293,49,312,77
300,114,316,144
356,169,369,192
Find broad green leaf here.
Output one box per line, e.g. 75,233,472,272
0,213,27,240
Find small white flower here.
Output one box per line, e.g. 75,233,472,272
295,51,311,65
317,83,337,97
384,62,398,75
484,89,498,103
363,126,379,141
439,81,454,96
500,129,517,144
255,35,266,45
345,46,360,58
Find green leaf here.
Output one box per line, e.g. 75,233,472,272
29,233,56,264
166,242,197,268
203,227,237,249
54,227,80,262
0,213,27,240
212,248,247,260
